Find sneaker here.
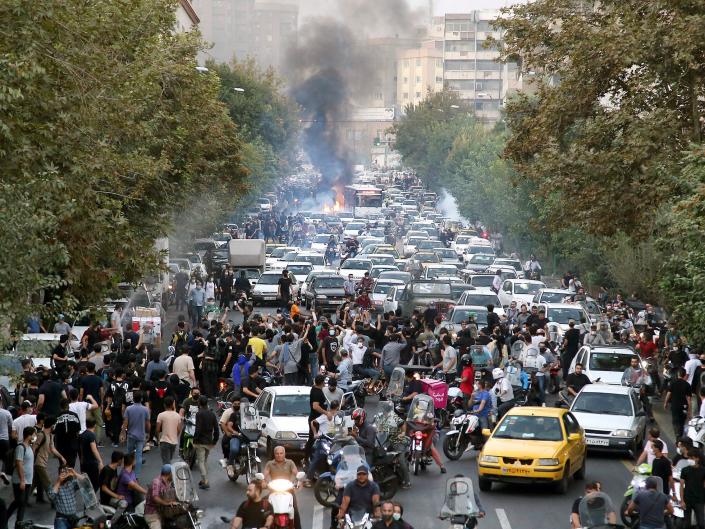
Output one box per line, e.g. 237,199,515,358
401,482,411,489
302,480,313,488
198,482,210,490
143,444,151,453
1,472,10,485
219,459,227,469
226,466,235,479
440,466,447,474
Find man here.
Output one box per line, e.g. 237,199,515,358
79,362,105,443
37,370,66,418
0,402,12,473
626,476,672,529
12,401,36,442
492,368,515,419
679,450,705,528
219,268,234,310
106,368,130,447
116,453,147,510
242,365,262,400
491,270,502,294
54,399,81,468
438,335,457,382
356,290,372,311
665,367,692,437
99,451,128,518
583,325,606,346
570,482,611,529
344,274,356,297
189,280,207,327
650,439,674,496
278,269,293,310
53,314,71,336
561,320,582,379
350,408,376,462
69,388,99,433
305,400,341,485
565,363,592,399
372,501,404,529
79,417,103,490
193,396,218,490
33,415,64,503
622,356,649,387
122,391,150,478
234,270,252,297
336,466,381,526
636,427,669,466
144,464,179,529
229,481,273,529
380,334,406,379
47,466,85,529
264,446,299,484
7,427,34,528
323,378,344,408
332,350,353,390
318,326,340,373
157,396,182,465
305,375,331,460
358,272,373,292
172,347,197,388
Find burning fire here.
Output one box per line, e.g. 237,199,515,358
323,200,343,213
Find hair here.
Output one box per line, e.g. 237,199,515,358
575,363,583,369
111,450,125,464
651,439,664,452
198,395,208,407
164,396,175,409
22,426,35,440
133,391,142,404
124,453,136,466
44,415,56,429
248,365,259,375
678,367,687,378
380,500,395,511
329,400,340,410
69,388,79,401
314,374,326,386
86,417,96,429
392,502,404,516
60,398,70,410
585,481,600,492
649,427,660,439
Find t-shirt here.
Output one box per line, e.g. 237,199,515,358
99,465,119,504
322,337,339,368
172,354,195,382
69,401,91,433
442,346,457,371
651,456,672,492
39,380,64,417
33,429,54,468
125,404,149,441
669,379,692,414
12,414,37,440
264,459,297,481
336,358,353,387
79,374,104,405
236,499,272,527
323,387,344,406
12,444,33,485
633,489,669,527
278,276,293,299
248,337,267,361
54,411,81,454
381,342,404,367
79,430,98,466
681,464,705,504
342,480,381,513
309,386,327,421
351,344,367,365
642,438,669,465
565,373,591,393
157,410,182,445
472,390,491,418
117,469,138,507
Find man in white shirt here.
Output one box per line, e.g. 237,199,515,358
635,427,668,466
68,389,99,433
304,400,342,485
685,353,701,386
172,348,196,387
491,271,502,293
12,401,36,440
351,338,379,380
492,369,515,420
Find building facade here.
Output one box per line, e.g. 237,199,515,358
396,43,444,108
175,0,199,33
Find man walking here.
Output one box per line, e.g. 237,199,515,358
156,397,182,465
193,396,219,490
122,391,150,478
189,280,207,327
665,368,692,437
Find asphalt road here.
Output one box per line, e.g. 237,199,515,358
10,304,636,529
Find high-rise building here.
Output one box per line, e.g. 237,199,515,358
175,0,199,33
441,11,520,123
396,41,444,108
252,3,298,71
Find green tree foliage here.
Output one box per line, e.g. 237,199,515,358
0,0,249,331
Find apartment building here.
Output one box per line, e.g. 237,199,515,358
396,43,444,108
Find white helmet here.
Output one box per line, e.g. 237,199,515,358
492,368,504,380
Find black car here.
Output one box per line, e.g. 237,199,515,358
304,275,346,312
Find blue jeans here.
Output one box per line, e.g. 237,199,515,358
306,446,326,480
191,305,204,326
353,365,379,380
228,438,241,466
127,437,145,478
383,364,395,379
55,515,75,529
536,375,546,404
308,353,318,385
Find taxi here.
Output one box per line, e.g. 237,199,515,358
477,407,586,494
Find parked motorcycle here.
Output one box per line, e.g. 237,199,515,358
442,411,484,461
438,475,482,529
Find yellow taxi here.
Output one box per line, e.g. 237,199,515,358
477,407,586,494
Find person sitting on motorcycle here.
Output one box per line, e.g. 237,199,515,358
144,464,179,529
470,380,492,429
230,481,273,529
372,501,405,529
405,401,447,474
564,363,591,399
221,397,244,477
233,270,251,297
358,272,374,292
374,401,411,489
459,355,475,410
492,368,515,420
304,400,342,486
399,370,423,409
350,408,377,462
622,356,648,387
336,466,381,527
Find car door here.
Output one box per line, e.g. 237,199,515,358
383,286,396,313
571,348,587,375
254,391,272,435
630,391,647,438
563,412,584,472
499,280,512,307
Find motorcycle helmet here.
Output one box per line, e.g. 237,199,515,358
460,354,472,366
351,408,366,424
492,367,504,380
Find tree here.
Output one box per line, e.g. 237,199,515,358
0,0,249,333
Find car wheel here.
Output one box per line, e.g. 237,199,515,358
555,464,570,494
478,477,492,492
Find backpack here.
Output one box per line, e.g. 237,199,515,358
171,330,188,353
110,381,128,409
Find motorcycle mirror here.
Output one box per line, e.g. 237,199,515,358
295,471,306,481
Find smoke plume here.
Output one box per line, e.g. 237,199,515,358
286,0,423,196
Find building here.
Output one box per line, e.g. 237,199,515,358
192,0,297,71
441,11,520,123
175,0,199,33
396,42,444,108
336,107,396,166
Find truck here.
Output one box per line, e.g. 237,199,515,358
229,239,266,274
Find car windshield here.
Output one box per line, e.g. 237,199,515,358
497,259,522,272
548,307,586,324
572,393,633,416
299,255,325,266
468,246,494,255
426,267,458,278
341,260,371,270
415,253,439,263
313,235,332,244
258,274,281,285
470,276,495,288
407,237,426,245
282,252,299,261
373,282,400,294
270,248,290,258
418,241,441,250
317,277,344,289
542,291,569,303
411,282,451,295
436,249,457,259
379,272,411,283
589,352,638,372
493,415,563,442
272,394,311,417
461,293,499,307
469,254,495,265
451,309,488,325
347,223,365,231
370,256,395,265
286,265,312,275
514,282,543,294
15,339,57,356
456,237,471,245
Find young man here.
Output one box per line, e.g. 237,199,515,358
144,464,178,529
304,400,341,486
122,391,150,478
7,427,35,527
230,481,273,529
679,450,705,529
79,417,103,490
193,396,219,490
116,453,147,511
33,415,64,503
99,451,128,517
69,388,99,434
54,399,81,468
79,362,105,444
156,396,182,465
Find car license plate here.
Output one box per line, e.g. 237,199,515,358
501,467,530,475
329,300,343,304
263,296,276,301
586,437,610,446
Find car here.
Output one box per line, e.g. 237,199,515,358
398,280,456,316
415,239,443,252
422,264,460,280
497,279,546,307
370,279,405,311
407,251,440,273
296,252,327,272
457,291,505,316
343,221,366,238
532,289,572,305
477,407,586,493
278,262,314,291
266,246,299,270
338,258,373,280
377,270,412,285
250,386,312,457
258,197,272,211
169,258,193,275
403,236,428,257
369,265,399,279
484,266,517,281
460,273,496,291
368,254,396,266
568,345,640,385
494,258,524,278
299,270,340,300
382,285,405,314
439,305,489,332
212,233,232,249
184,253,208,278
304,274,347,311
569,384,647,454
360,245,400,258
251,271,285,305
434,247,463,267
462,243,496,263
13,333,63,357
311,234,335,253
462,254,496,272
536,303,591,333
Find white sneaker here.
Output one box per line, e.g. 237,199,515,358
226,465,235,479
219,458,227,468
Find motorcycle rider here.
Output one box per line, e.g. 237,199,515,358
374,401,411,489
492,368,515,420
229,481,273,529
625,476,673,529
221,397,244,478
621,356,654,421
350,408,377,463
304,400,342,486
335,466,381,527
144,464,179,529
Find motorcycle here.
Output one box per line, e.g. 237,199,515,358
267,471,306,529
341,510,374,529
180,413,196,468
578,491,624,529
406,393,436,476
314,444,368,508
442,411,484,461
619,463,659,528
370,432,403,500
221,399,262,484
385,366,406,410
439,475,482,529
687,415,705,447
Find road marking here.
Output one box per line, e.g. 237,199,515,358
622,459,635,472
312,504,325,529
496,508,512,529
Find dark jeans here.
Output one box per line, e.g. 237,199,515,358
7,484,30,527
0,439,10,473
81,462,100,491
672,410,687,438
684,502,705,529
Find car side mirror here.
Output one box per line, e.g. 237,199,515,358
481,428,491,437
568,433,581,441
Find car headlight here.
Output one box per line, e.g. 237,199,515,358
613,429,634,437
480,455,499,463
275,431,298,440
316,295,327,299
538,458,560,466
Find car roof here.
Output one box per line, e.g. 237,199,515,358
20,333,63,341
586,345,637,355
261,270,284,276
375,279,404,285
370,253,395,258
577,384,635,395
539,303,588,310
507,279,544,284
264,386,312,395
504,406,567,418
540,288,571,294
453,305,489,311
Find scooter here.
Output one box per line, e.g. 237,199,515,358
340,510,374,529
442,411,484,461
578,491,625,529
439,475,482,529
267,471,306,529
619,463,654,528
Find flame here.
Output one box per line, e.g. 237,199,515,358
322,200,343,213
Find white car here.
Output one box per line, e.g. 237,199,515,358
266,246,299,270
568,345,640,385
494,258,524,279
532,288,572,305
338,258,373,280
278,262,314,294
369,265,398,279
311,234,335,253
497,279,546,307
258,197,272,211
423,264,460,280
570,384,647,454
14,333,63,357
403,236,427,257
368,254,396,267
248,386,312,457
296,252,327,272
461,243,495,264
459,273,495,291
383,286,404,314
438,305,489,333
370,279,404,311
537,302,590,333
251,271,285,305
456,291,505,316
343,221,366,238
378,271,412,285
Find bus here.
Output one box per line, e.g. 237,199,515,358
344,184,383,217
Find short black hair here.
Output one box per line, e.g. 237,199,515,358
111,451,125,464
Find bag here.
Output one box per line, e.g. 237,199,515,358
110,381,128,409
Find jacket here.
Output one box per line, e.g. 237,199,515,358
194,408,219,445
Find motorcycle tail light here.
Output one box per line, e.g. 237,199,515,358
275,514,290,527
414,431,424,439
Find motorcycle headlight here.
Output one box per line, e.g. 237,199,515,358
538,458,560,466
275,431,298,440
613,429,634,437
481,455,499,463
196,510,205,519
249,442,259,448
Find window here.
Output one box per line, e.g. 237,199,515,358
447,41,475,52
435,76,444,83
375,92,383,100
403,77,408,83
477,20,493,31
477,40,500,52
416,76,421,83
415,91,421,98
563,413,581,434
416,58,421,66
436,58,444,67
475,100,501,112
445,60,474,71
476,60,501,71
447,80,474,91
403,92,409,99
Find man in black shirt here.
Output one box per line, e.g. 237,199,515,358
561,321,582,379
99,451,127,517
278,269,293,310
54,399,81,467
242,365,262,401
486,305,500,332
305,375,330,459
565,363,591,397
650,439,673,494
231,481,272,529
665,367,692,437
38,371,67,419
679,450,705,528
